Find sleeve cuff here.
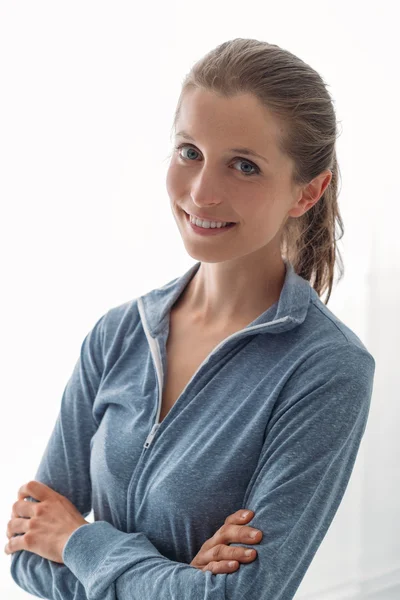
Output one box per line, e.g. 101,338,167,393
62,521,114,585
62,520,165,595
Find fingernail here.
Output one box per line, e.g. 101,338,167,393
242,511,250,518
250,531,258,538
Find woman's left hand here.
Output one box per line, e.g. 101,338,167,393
4,480,89,564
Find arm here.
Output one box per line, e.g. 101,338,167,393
60,342,375,600
9,311,108,600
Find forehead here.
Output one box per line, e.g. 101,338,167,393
175,88,285,154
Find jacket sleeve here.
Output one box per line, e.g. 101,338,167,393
9,311,108,600
60,341,376,600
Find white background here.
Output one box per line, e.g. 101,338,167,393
1,1,398,598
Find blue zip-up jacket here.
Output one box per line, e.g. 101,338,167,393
10,258,376,600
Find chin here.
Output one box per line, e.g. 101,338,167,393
180,241,244,264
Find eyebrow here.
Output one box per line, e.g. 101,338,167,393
175,130,269,164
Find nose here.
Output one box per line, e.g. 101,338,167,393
189,171,226,210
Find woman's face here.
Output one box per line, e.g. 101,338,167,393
166,87,327,265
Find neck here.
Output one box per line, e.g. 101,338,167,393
177,252,286,330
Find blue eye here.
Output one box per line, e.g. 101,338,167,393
174,143,261,177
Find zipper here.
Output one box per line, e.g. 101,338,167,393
138,296,291,450
144,423,160,448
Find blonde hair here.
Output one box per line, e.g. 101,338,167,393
170,38,344,304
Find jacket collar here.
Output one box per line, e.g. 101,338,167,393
139,258,313,338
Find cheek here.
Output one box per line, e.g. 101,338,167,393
165,163,186,199
247,195,285,236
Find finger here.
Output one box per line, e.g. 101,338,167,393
203,560,239,573
217,522,262,546
17,480,50,502
7,517,30,540
224,509,254,525
4,531,28,555
201,510,256,553
205,542,256,565
11,500,34,519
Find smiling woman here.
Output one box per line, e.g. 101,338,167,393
164,39,342,306
9,38,374,600
164,82,334,329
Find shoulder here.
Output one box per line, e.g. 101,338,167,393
305,288,374,360
273,288,376,400
281,290,376,407
85,298,141,360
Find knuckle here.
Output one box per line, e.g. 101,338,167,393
212,544,224,559
29,516,39,531
219,523,228,536
243,526,255,537
234,524,245,538
216,525,227,541
200,539,211,553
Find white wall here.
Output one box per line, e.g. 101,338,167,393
1,1,398,598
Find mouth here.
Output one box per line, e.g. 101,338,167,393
182,209,237,235
183,209,236,225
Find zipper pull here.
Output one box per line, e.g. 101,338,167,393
144,423,160,449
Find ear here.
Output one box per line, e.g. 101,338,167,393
288,170,332,218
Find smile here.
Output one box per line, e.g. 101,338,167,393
183,210,237,236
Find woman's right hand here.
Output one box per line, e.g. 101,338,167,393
189,509,263,573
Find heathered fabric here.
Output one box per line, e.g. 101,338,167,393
10,259,375,599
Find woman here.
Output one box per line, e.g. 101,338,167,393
7,38,375,600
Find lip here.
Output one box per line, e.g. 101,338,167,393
183,210,237,236
183,209,236,224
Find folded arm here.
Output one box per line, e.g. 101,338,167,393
9,312,108,600
59,342,375,600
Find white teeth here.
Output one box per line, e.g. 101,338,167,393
189,214,229,228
